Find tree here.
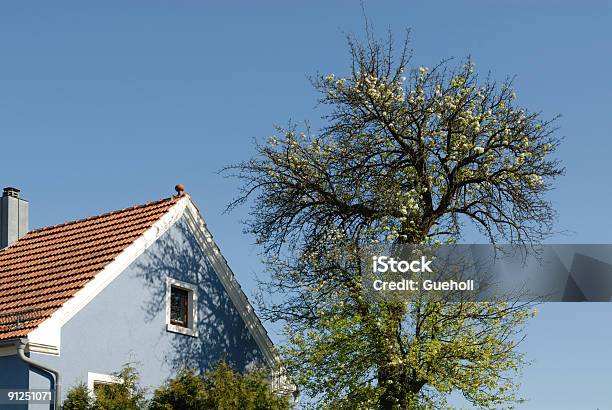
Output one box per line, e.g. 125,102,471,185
150,361,292,410
92,363,146,410
227,29,563,409
62,364,146,410
149,368,207,409
62,382,94,410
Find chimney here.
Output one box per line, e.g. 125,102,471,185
0,187,29,249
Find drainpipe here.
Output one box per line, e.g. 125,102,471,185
15,339,61,410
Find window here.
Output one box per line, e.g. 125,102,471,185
166,278,198,337
87,372,122,398
170,287,189,327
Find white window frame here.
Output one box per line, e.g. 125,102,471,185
87,372,122,398
166,277,198,337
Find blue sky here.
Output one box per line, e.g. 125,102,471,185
1,1,611,408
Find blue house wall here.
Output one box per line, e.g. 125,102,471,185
0,354,29,389
26,215,266,406
0,354,29,409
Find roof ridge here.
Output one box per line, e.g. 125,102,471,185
27,196,178,235
0,193,184,341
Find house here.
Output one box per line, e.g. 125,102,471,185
0,185,289,409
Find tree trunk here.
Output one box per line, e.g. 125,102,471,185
378,364,425,410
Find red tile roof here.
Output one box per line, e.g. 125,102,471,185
0,196,180,341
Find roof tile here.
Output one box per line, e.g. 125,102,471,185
0,196,179,340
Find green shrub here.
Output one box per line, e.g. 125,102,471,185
62,382,94,410
93,364,146,410
64,361,291,410
150,361,292,410
148,368,207,409
62,363,146,410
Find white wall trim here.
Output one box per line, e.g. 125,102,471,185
182,200,279,368
28,342,59,356
0,342,60,357
22,195,285,387
27,197,190,352
165,277,198,337
87,372,123,397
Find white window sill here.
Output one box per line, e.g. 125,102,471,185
166,323,198,337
